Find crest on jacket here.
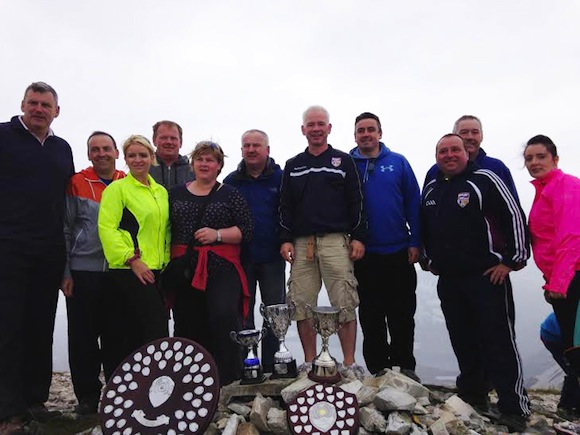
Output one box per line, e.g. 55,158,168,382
457,192,470,208
331,157,342,168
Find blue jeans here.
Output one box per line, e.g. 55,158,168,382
243,259,286,371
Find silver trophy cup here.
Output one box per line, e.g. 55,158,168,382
260,303,298,378
230,328,267,384
307,305,344,383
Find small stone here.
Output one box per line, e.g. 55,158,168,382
360,405,387,432
236,422,260,435
250,393,273,432
267,407,289,433
357,385,379,406
280,376,317,404
386,411,413,434
340,379,363,394
223,414,244,435
374,387,417,412
228,402,252,417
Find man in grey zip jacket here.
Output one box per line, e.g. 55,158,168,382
61,131,125,414
149,120,194,189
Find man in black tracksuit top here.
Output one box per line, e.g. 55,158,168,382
421,134,530,431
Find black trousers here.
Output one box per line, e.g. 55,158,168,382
104,270,169,381
243,258,286,371
66,270,108,403
437,273,530,415
173,267,243,386
355,250,417,374
551,272,580,370
0,245,64,420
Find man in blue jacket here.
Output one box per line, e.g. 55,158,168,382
349,112,421,382
0,82,74,433
223,129,285,373
423,115,519,201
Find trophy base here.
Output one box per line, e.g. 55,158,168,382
270,360,297,379
308,363,341,384
240,367,267,385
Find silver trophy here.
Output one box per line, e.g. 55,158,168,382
230,328,267,384
260,303,298,379
307,305,345,384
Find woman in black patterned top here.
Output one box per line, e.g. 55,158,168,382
169,141,253,386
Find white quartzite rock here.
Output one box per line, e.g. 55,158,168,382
267,407,289,434
359,405,387,432
374,387,417,412
386,411,413,435
249,393,273,432
222,414,244,435
280,376,317,404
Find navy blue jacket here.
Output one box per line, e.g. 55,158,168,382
424,148,519,202
350,142,420,255
279,145,367,243
223,157,283,263
0,116,74,250
421,162,529,276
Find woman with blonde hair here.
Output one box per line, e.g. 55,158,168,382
168,141,253,386
98,135,170,379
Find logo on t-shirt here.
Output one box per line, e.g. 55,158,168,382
457,192,470,208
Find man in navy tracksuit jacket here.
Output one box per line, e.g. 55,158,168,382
223,129,285,372
421,133,530,431
0,82,74,430
349,112,421,380
423,115,519,201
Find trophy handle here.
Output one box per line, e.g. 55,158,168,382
336,306,349,331
259,327,268,341
288,300,297,318
305,303,313,317
259,302,266,318
230,330,240,344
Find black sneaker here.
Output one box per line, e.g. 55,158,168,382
25,403,61,422
74,400,99,415
458,393,491,413
400,369,421,383
496,413,528,433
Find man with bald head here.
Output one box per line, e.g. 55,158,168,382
424,115,518,200
420,134,530,432
279,105,367,380
0,82,74,431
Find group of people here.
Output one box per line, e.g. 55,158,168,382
1,82,579,434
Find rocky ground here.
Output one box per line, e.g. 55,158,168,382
33,371,574,434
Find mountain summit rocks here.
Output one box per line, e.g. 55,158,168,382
45,370,571,434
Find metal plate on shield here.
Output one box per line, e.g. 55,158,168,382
99,337,220,434
287,384,359,435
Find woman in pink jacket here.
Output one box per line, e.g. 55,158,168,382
525,134,580,370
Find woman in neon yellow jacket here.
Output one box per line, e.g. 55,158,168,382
98,135,170,379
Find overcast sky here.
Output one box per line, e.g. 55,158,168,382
5,0,578,374
3,0,579,212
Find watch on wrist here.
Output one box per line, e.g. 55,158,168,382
216,229,222,242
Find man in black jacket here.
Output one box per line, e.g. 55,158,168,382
0,82,74,432
421,133,530,432
279,105,367,380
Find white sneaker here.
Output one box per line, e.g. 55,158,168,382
340,363,367,381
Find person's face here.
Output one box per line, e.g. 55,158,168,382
354,118,382,156
125,144,153,178
436,136,469,177
455,119,483,160
524,144,559,180
301,110,332,148
153,124,182,161
241,132,269,169
88,135,119,176
20,90,60,136
192,151,222,181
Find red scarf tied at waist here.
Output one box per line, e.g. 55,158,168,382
170,243,249,322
